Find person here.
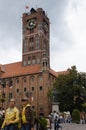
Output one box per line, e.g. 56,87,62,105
46,117,52,130
53,111,59,122
21,97,34,130
54,116,62,130
1,98,20,130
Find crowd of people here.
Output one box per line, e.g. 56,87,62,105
47,111,72,130
48,110,86,130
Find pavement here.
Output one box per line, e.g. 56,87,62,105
51,123,86,130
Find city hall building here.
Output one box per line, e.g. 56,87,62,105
0,8,64,116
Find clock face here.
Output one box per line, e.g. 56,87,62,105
27,19,36,29
43,21,48,32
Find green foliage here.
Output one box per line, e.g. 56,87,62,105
53,65,86,113
39,117,47,130
72,109,80,123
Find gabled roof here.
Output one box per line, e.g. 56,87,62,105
0,62,41,78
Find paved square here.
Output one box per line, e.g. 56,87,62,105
51,123,86,130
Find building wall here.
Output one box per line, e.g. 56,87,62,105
0,71,56,116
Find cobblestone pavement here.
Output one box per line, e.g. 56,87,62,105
51,123,86,130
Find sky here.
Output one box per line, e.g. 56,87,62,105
0,0,86,72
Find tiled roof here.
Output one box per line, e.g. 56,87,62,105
0,62,42,78
49,68,58,77
49,69,68,77
0,61,65,79
56,70,68,76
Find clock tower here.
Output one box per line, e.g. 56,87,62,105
22,8,50,70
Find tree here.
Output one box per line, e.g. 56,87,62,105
53,66,86,113
72,109,80,123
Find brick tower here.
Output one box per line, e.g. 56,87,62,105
22,8,50,71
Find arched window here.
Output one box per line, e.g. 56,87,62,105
15,78,19,84
23,77,27,83
30,76,35,82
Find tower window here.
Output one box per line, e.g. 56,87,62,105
29,37,34,51
32,56,36,64
38,22,43,30
30,29,33,33
30,37,34,42
30,47,34,51
23,39,28,53
43,53,47,58
43,43,47,50
28,56,31,65
23,57,26,66
37,59,40,64
35,36,40,49
30,42,34,47
23,61,26,66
